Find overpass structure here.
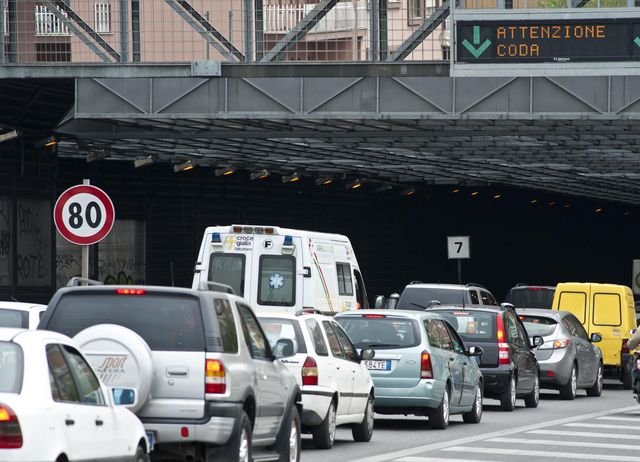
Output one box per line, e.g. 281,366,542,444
2,2,640,205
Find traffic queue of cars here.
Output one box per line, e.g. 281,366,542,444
0,224,631,461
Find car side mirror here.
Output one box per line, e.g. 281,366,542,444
274,338,296,359
112,387,137,407
531,336,544,348
590,333,602,343
374,295,386,309
360,348,375,362
467,345,483,357
630,329,637,336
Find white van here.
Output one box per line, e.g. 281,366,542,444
192,225,369,314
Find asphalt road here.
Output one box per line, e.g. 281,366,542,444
300,382,640,462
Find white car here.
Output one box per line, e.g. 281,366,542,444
0,328,150,462
258,312,375,449
0,302,46,329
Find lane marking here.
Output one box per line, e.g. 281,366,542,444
351,404,638,462
443,446,640,461
563,422,637,430
488,436,640,450
597,416,640,422
528,429,640,440
395,458,497,462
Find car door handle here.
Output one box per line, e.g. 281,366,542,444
65,419,75,426
95,419,104,426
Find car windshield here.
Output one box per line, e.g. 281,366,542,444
259,317,307,354
505,287,555,309
397,288,466,310
336,316,420,349
519,315,557,337
0,342,23,393
47,293,205,351
429,310,496,342
0,309,28,329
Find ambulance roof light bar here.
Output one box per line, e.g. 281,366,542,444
231,226,276,234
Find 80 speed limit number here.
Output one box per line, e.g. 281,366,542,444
54,185,115,245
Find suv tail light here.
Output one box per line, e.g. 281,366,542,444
205,359,226,394
622,339,631,355
0,404,22,449
496,315,510,366
302,356,318,386
420,351,433,379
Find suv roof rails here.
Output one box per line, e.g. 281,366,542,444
409,280,424,285
465,282,487,289
66,277,103,287
197,281,235,295
515,283,529,287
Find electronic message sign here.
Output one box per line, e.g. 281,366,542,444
456,19,640,63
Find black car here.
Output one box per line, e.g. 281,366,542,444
422,305,543,411
504,284,556,309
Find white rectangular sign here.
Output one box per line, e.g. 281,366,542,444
447,236,470,259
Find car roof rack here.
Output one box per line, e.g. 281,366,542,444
66,277,103,287
197,281,235,295
409,280,424,285
465,282,487,289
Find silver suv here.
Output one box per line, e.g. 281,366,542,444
395,282,498,310
39,281,302,462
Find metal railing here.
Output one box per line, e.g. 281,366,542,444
34,4,70,36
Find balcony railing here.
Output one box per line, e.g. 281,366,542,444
35,4,70,36
264,1,368,34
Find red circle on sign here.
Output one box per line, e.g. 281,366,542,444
53,185,115,245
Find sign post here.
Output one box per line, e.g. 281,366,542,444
447,236,470,284
54,180,115,283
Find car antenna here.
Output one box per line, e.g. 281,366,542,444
461,289,465,309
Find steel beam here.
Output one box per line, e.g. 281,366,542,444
164,0,244,62
260,0,340,63
387,0,452,62
41,0,120,63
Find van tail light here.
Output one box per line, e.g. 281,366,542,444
420,351,433,379
622,339,631,355
302,356,318,386
205,359,226,394
496,315,510,365
0,404,22,449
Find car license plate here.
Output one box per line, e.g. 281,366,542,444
145,431,155,451
364,360,390,370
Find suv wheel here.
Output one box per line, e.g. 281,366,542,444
429,386,450,429
312,400,337,449
586,363,603,397
217,411,252,462
352,394,374,442
500,375,516,412
559,364,577,400
462,383,482,424
275,405,301,462
524,374,540,408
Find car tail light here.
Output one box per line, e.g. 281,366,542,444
622,339,631,355
363,314,386,319
115,288,145,295
302,356,318,386
0,404,22,449
496,315,510,366
420,352,433,379
205,359,226,394
539,338,570,350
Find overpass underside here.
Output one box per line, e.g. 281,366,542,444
55,69,640,205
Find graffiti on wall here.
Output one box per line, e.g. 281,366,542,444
0,197,11,285
17,199,51,286
56,219,145,288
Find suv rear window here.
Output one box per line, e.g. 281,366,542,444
504,287,555,309
397,288,469,309
0,309,28,329
47,293,205,351
430,310,496,343
337,316,420,349
519,315,557,337
0,342,23,393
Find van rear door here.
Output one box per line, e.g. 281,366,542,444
207,233,254,299
590,285,625,367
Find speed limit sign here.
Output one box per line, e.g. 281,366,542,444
54,184,115,245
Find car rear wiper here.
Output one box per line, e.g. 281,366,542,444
410,302,428,310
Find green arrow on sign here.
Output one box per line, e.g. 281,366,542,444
462,26,492,58
634,36,640,48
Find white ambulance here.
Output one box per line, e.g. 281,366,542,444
192,225,369,314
